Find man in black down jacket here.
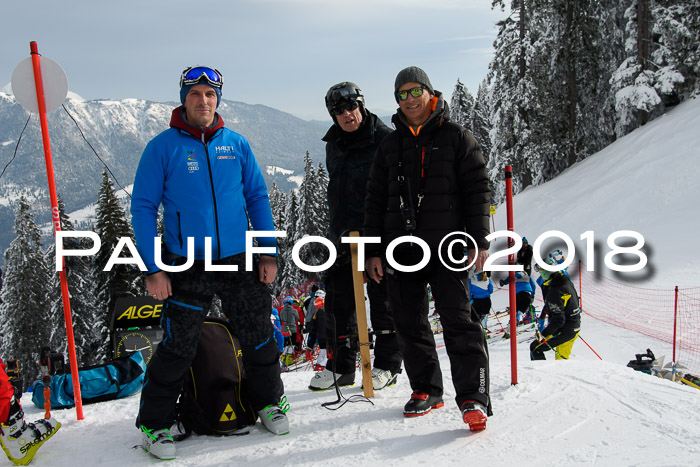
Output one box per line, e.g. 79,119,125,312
364,66,492,432
308,82,402,392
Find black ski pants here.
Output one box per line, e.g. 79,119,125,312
323,258,402,375
136,254,283,430
530,330,579,360
471,297,491,319
385,252,491,413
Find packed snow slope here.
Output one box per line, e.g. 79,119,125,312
16,98,700,465
490,96,700,288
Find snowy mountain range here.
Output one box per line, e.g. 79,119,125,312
0,88,327,256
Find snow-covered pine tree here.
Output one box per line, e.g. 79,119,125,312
471,80,493,166
450,79,475,129
315,162,330,236
0,196,52,388
488,0,623,201
296,152,330,277
268,182,288,296
610,0,698,137
94,168,143,361
488,1,548,202
45,195,100,366
650,0,699,102
280,190,304,292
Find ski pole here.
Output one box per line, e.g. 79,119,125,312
577,334,603,360
534,331,567,360
491,306,506,333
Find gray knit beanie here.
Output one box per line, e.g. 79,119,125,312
394,66,434,98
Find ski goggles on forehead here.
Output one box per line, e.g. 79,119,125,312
180,66,224,88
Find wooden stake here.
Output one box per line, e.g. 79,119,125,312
349,231,374,398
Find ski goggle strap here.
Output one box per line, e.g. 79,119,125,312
180,66,224,88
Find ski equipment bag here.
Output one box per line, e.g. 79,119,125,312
31,351,146,409
626,348,655,374
174,317,257,438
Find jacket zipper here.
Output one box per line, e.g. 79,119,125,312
177,212,183,249
201,131,222,260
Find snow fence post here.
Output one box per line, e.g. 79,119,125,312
505,166,517,385
672,285,679,381
578,260,583,309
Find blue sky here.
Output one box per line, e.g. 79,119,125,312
2,0,506,121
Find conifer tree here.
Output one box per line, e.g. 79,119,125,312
268,182,288,296
315,162,330,235
94,168,143,360
471,79,493,166
611,0,699,137
280,190,304,291
488,3,546,201
450,79,475,129
488,0,622,200
0,197,51,388
296,152,329,275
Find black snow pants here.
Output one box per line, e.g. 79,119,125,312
385,250,491,414
136,253,283,430
323,257,402,375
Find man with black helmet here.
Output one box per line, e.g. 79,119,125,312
364,66,492,431
308,82,403,391
131,66,287,459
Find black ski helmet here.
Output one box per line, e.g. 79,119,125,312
325,82,365,117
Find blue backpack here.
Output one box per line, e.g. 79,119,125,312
31,351,146,409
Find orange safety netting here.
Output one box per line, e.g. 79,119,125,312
577,263,700,376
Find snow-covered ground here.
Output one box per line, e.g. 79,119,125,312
17,98,700,465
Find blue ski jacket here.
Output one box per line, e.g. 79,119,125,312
131,107,276,273
502,272,536,297
468,273,493,299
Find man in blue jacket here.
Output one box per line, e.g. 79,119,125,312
130,66,287,460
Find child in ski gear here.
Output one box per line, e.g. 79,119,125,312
308,297,329,371
500,271,536,323
468,269,493,332
534,250,570,331
530,259,581,360
271,308,285,353
516,237,534,276
364,66,492,431
279,296,302,354
1,358,61,465
309,81,402,392
130,65,286,459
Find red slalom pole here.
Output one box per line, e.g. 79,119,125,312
29,41,84,420
505,165,517,385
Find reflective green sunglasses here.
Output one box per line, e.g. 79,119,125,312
396,86,427,101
